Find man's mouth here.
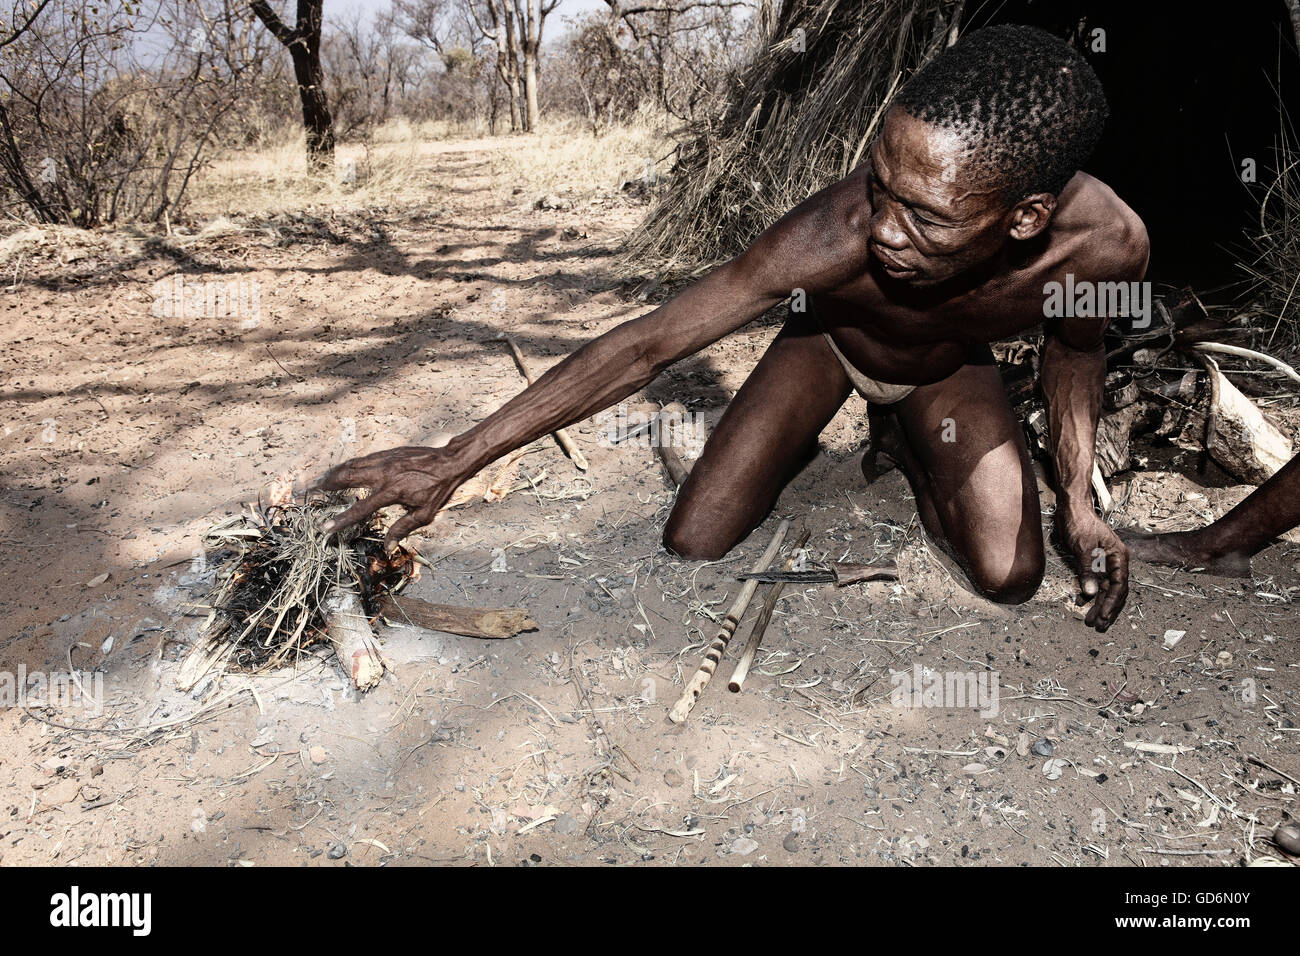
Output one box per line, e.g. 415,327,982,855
872,245,918,277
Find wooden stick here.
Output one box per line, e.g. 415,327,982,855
378,593,538,639
654,401,693,486
1191,341,1300,385
1090,460,1113,514
324,585,386,690
667,520,789,723
498,334,589,470
728,530,810,693
656,445,691,487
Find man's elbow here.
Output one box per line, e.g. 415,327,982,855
1114,212,1150,279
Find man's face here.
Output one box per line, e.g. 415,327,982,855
867,108,1024,287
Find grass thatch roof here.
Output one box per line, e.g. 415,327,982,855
622,0,963,281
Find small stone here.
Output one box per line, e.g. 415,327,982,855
43,778,81,806
327,843,347,859
1031,738,1054,757
308,746,327,765
782,832,800,853
553,813,580,835
663,769,683,788
730,837,759,856
1273,823,1300,855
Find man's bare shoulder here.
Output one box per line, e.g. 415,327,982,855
1055,172,1150,280
732,170,875,295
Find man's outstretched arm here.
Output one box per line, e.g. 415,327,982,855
317,185,872,546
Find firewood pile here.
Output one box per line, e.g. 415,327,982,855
179,494,536,694
1002,295,1299,507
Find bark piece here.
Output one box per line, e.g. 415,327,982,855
378,593,537,639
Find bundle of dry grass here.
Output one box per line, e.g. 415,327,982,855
179,495,414,692
1242,133,1300,351
620,0,962,280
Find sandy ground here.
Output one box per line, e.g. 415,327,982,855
1,136,1297,867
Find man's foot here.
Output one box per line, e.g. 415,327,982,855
1120,527,1254,577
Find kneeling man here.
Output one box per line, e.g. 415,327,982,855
319,25,1149,634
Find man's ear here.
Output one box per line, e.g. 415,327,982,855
1008,193,1056,240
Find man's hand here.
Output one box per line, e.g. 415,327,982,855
1059,507,1128,631
315,445,466,550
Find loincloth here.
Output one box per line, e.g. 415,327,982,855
809,300,916,406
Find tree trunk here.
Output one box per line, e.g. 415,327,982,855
518,0,547,132
523,49,539,131
291,43,334,166
0,100,61,223
502,4,524,130
250,0,335,170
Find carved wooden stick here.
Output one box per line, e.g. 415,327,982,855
667,520,789,723
498,334,589,470
728,530,811,693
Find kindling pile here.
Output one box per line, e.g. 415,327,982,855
179,494,536,693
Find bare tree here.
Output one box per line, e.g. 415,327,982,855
250,0,335,168
395,0,509,130
466,0,525,130
328,9,424,136
515,0,560,131
464,0,559,132
0,0,257,225
599,0,751,115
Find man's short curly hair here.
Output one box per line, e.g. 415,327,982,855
894,24,1109,200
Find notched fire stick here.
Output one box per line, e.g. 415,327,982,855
737,561,899,587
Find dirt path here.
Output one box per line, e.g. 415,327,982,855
1,137,1297,866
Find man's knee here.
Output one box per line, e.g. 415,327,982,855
967,545,1045,605
662,522,732,562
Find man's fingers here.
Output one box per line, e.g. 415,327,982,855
1084,556,1129,632
1098,585,1127,631
1088,587,1121,631
1084,577,1106,627
1096,564,1129,630
1077,571,1103,604
315,460,377,493
383,510,432,552
320,489,397,536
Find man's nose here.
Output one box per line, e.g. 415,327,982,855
870,206,908,249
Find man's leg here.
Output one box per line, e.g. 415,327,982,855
1124,452,1300,575
663,311,853,560
888,350,1045,604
